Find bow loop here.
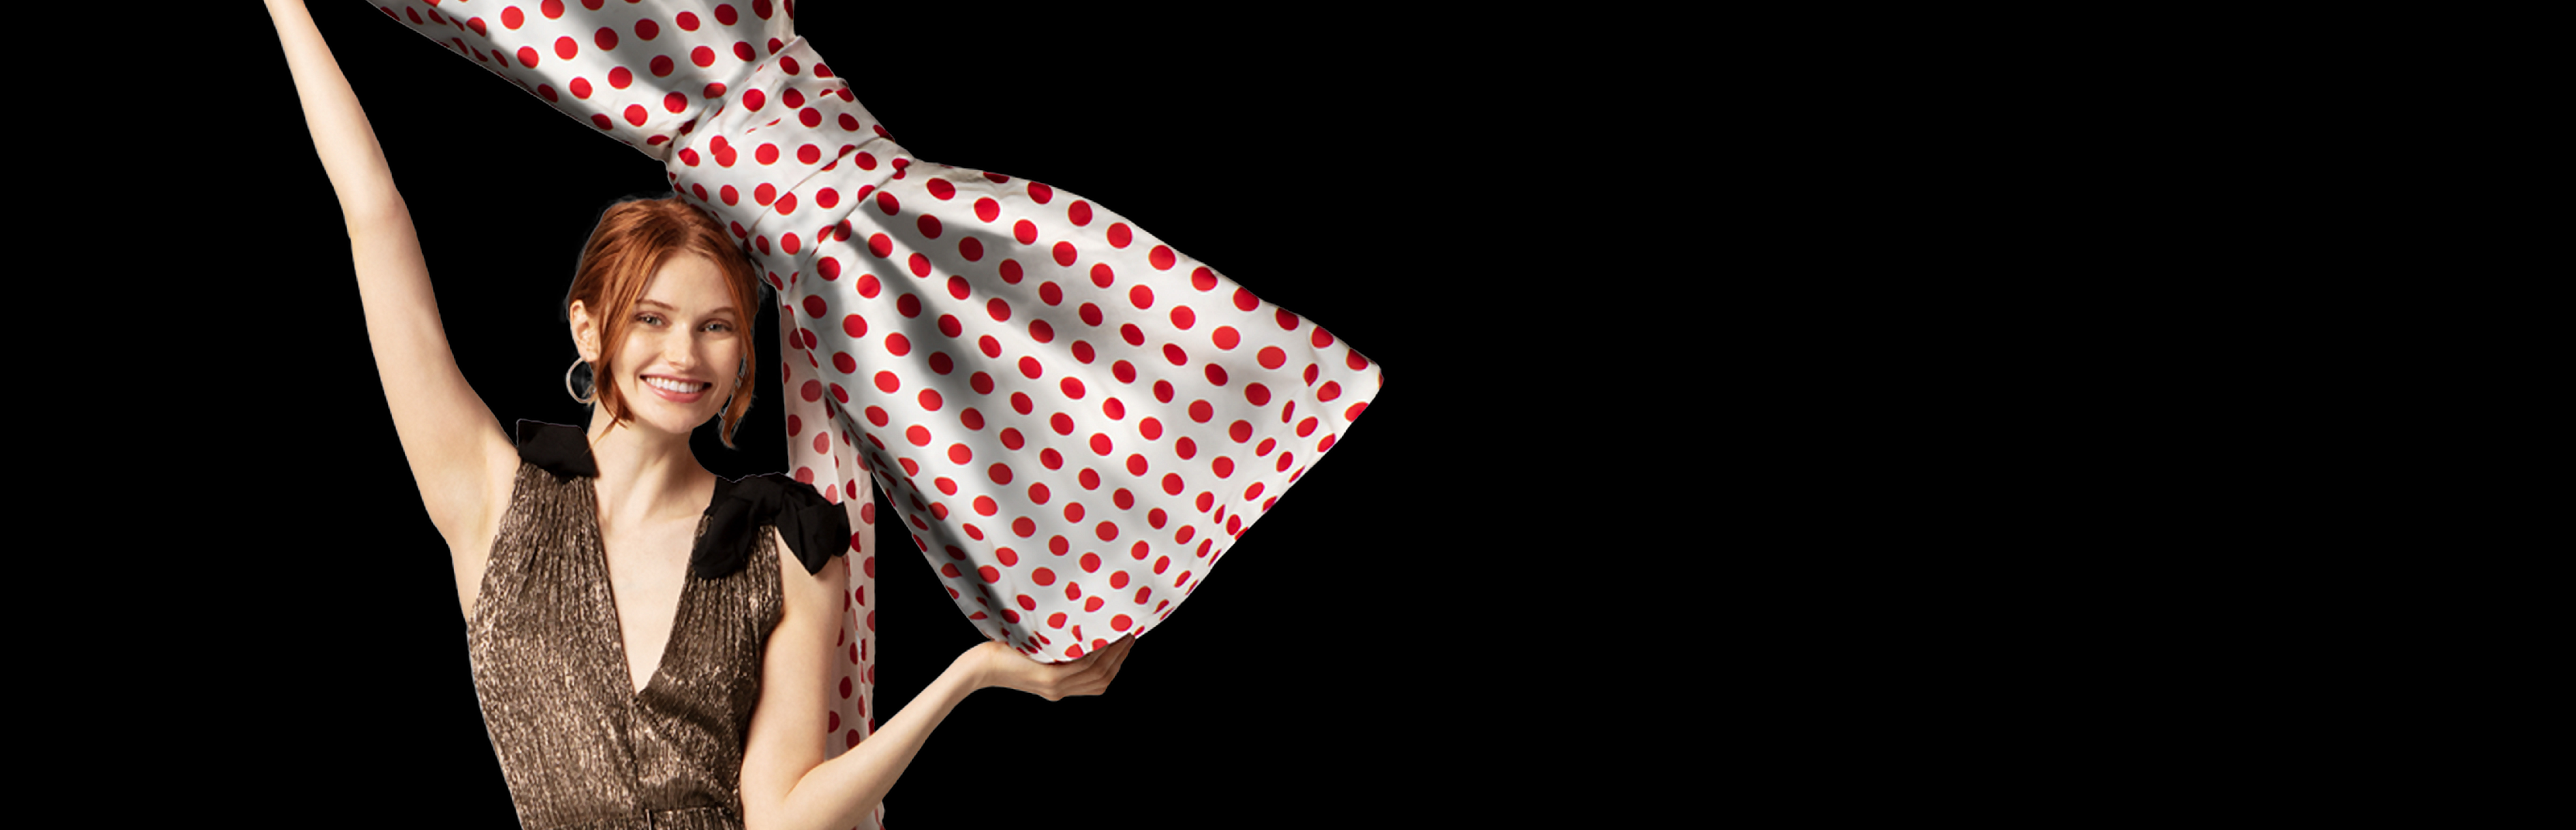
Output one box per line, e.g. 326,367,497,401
691,473,850,579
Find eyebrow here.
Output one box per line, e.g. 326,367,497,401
636,299,740,319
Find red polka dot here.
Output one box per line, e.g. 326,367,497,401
1317,381,1341,402
1068,201,1093,226
1107,223,1133,248
1229,420,1254,443
1245,384,1271,406
1213,457,1234,477
503,6,525,28
625,104,649,126
905,425,931,447
1213,326,1240,350
974,198,1001,222
801,380,823,402
1140,418,1163,440
633,17,658,39
873,371,901,393
1089,433,1114,456
876,190,901,216
691,45,716,67
554,35,579,60
1311,328,1336,348
949,443,973,464
1205,364,1229,386
918,388,944,411
1080,552,1102,573
541,0,565,20
1028,182,1053,203
1191,267,1218,291
1096,522,1119,541
960,237,985,261
856,273,881,298
570,77,593,99
1052,241,1078,267
1169,306,1196,330
516,46,540,67
1014,220,1038,245
867,233,892,259
1126,454,1149,476
1019,356,1044,379
1103,398,1125,420
908,253,931,277
651,54,674,76
831,352,856,374
917,214,943,239
1257,346,1287,370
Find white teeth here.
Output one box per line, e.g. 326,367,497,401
646,377,709,394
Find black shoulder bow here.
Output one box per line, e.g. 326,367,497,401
693,474,852,578
516,420,598,479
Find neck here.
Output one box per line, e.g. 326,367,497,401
584,407,712,526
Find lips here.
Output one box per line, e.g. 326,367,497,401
642,374,712,403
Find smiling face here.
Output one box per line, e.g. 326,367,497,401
573,253,746,440
564,196,765,447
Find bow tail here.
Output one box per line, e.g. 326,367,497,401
779,318,882,830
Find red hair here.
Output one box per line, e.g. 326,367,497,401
567,196,764,447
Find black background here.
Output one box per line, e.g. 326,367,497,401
201,2,1537,825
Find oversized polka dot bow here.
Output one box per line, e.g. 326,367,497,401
372,0,1383,666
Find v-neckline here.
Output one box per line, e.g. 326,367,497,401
590,476,726,699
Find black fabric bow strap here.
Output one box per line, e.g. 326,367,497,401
693,474,852,579
516,420,599,480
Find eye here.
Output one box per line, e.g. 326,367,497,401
636,313,666,326
705,320,737,333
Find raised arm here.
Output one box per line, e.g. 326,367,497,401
741,535,1134,830
268,0,517,610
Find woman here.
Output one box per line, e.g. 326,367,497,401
270,1,1133,827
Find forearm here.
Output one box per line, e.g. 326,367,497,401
266,0,403,227
752,650,986,830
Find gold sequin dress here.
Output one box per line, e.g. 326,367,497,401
469,422,846,830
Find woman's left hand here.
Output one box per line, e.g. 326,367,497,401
966,636,1135,701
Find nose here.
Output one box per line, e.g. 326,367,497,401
662,326,703,369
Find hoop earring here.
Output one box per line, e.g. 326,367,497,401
565,357,598,405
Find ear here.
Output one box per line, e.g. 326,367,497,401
568,299,601,362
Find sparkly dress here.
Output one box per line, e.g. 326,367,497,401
474,421,849,830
